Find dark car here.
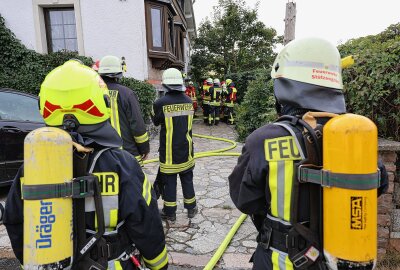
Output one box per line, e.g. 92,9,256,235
0,88,45,186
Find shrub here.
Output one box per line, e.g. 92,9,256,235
120,77,156,122
339,23,400,141
235,77,276,141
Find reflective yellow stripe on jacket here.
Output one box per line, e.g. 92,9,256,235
264,136,302,221
271,248,294,270
143,246,168,270
135,132,149,144
109,90,121,136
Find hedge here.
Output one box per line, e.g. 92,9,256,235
0,14,155,121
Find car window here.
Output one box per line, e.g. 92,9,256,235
0,91,43,122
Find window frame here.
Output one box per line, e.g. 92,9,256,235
44,7,78,53
32,0,84,54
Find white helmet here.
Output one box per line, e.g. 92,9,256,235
162,68,184,91
271,37,346,114
98,55,123,78
213,78,220,86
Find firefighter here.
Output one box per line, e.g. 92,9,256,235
208,78,223,126
3,60,168,270
228,38,388,270
224,79,237,125
202,78,213,124
98,55,150,161
152,68,197,222
185,81,198,115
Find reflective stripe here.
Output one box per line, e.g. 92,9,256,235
142,174,152,206
109,90,121,136
165,117,173,165
271,248,293,270
186,114,193,160
143,246,168,270
164,110,193,118
283,160,294,221
277,161,285,219
164,201,177,207
184,197,196,204
108,260,123,270
109,209,118,228
134,132,149,144
269,161,279,217
272,251,280,270
160,159,195,174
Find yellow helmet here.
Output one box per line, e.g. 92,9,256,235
226,79,232,86
39,60,110,127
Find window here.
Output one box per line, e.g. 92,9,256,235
145,1,186,69
0,92,43,123
151,7,163,48
44,8,77,52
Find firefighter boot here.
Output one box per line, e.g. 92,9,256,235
187,206,198,219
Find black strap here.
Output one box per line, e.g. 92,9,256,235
298,167,380,190
22,175,97,200
72,148,111,270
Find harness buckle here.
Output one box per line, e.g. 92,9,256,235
72,175,96,198
258,226,272,250
297,165,307,183
292,254,309,268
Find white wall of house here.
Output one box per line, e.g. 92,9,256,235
79,0,149,80
1,0,149,80
0,0,36,50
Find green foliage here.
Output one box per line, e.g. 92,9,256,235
120,78,156,122
191,0,280,82
339,23,400,141
235,77,276,141
227,68,270,103
0,14,155,120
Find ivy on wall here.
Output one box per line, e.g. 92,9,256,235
0,14,156,121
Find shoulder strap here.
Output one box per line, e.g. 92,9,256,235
88,147,112,173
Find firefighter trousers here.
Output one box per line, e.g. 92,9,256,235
162,170,196,215
209,105,220,125
225,106,235,125
203,103,210,123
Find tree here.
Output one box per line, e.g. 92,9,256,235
191,0,281,82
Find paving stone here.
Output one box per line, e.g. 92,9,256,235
199,198,224,207
242,240,257,248
169,252,211,267
222,253,252,269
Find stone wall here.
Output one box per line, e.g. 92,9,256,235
378,138,400,254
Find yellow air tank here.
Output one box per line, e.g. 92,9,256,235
23,127,73,269
323,114,378,269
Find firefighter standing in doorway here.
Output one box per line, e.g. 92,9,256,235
228,38,388,270
3,60,168,270
152,68,198,222
98,55,150,161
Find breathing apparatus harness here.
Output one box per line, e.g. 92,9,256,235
257,112,381,269
257,113,327,270
21,115,146,270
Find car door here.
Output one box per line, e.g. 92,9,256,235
0,89,44,185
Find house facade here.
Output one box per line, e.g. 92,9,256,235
0,0,196,85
